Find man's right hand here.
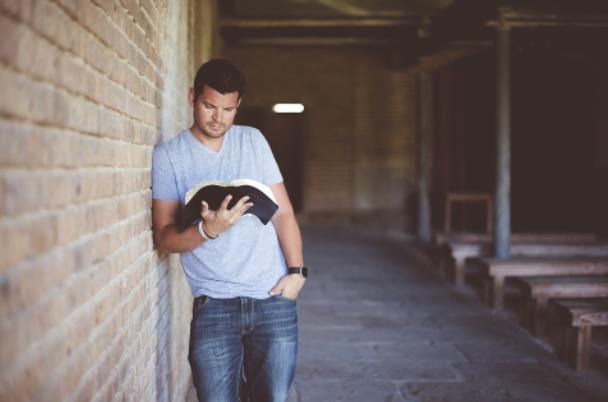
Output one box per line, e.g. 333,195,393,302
200,195,254,237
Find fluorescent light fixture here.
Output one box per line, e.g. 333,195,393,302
272,103,305,113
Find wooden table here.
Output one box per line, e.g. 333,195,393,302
514,276,608,336
434,232,596,246
435,235,605,287
549,298,608,370
477,257,608,309
444,193,493,234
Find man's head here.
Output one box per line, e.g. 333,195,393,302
189,59,245,147
193,59,246,100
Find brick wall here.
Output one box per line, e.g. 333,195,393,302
352,56,417,228
223,46,418,229
0,1,213,401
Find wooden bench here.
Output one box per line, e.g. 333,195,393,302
444,193,493,234
549,298,608,370
433,233,601,287
510,243,608,257
434,232,597,246
513,276,608,337
476,257,608,309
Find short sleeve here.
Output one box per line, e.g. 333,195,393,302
255,131,283,186
152,145,179,200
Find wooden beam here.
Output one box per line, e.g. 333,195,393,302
489,20,608,28
487,7,608,29
419,40,492,71
220,17,418,29
223,37,397,46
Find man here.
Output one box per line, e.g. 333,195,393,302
152,59,307,402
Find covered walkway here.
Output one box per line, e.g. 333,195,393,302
285,226,607,402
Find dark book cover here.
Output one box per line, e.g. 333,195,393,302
178,179,279,229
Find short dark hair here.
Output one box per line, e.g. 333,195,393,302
193,59,246,99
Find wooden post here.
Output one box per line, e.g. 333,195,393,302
491,275,505,310
495,24,511,258
565,326,592,371
453,254,466,287
417,70,432,244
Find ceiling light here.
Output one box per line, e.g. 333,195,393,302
272,103,305,113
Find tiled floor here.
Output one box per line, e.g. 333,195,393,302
189,225,608,401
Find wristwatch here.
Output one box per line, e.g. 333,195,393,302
288,266,308,278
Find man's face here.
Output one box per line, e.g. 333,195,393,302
191,84,240,142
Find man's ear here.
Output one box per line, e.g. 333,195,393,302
188,87,196,106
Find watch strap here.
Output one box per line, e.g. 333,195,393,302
288,266,308,278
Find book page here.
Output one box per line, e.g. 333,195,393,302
184,179,277,205
229,179,277,203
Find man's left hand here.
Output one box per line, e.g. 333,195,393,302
269,274,306,300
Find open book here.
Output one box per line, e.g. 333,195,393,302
179,179,279,229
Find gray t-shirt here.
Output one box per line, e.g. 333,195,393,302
152,125,287,299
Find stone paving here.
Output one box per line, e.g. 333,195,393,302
286,226,608,402
188,225,608,401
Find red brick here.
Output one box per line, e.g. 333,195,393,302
0,190,149,272
37,261,151,402
0,0,34,22
53,0,80,18
69,285,149,401
0,12,21,65
30,0,79,54
0,229,151,364
0,168,149,218
0,118,155,169
0,0,201,400
140,0,159,28
1,251,152,400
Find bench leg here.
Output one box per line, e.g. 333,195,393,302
526,298,548,337
454,256,465,287
565,326,592,371
491,276,505,310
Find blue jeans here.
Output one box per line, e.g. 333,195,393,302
188,295,298,402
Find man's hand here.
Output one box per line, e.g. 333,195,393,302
269,274,306,300
201,195,253,237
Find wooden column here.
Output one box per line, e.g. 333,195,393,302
495,25,511,258
417,70,432,244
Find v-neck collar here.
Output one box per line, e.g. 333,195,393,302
187,128,231,157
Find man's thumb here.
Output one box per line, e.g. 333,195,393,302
269,283,284,296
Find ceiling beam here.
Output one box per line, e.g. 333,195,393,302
486,7,608,28
226,37,399,46
220,17,419,29
414,40,492,72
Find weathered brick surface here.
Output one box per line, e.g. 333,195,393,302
0,0,211,401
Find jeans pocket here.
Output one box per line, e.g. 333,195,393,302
193,295,208,314
274,294,297,302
